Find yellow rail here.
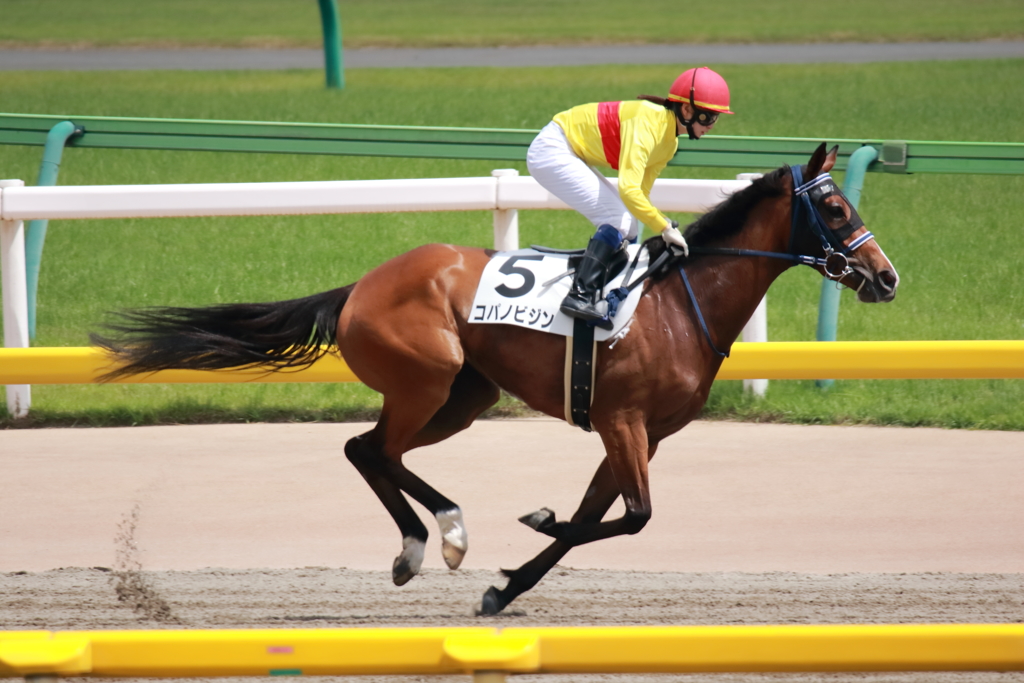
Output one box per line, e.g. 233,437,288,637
2,625,1023,678
0,347,359,384
716,340,1024,380
1,341,1023,385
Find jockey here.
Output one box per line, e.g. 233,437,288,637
526,66,733,323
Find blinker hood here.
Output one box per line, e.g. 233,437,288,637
804,176,865,244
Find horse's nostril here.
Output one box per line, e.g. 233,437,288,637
879,270,898,291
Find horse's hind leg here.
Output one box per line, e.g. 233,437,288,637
405,364,500,570
407,363,500,450
367,363,499,571
345,364,499,584
344,433,429,585
337,245,498,583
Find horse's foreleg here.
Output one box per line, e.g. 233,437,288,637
525,419,652,546
480,439,658,615
480,459,616,615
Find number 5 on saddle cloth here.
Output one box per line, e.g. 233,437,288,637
469,245,651,432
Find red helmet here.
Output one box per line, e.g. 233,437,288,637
668,67,733,114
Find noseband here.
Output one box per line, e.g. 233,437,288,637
677,165,876,357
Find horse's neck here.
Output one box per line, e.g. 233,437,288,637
679,203,793,351
695,259,785,348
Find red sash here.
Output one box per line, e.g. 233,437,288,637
597,101,622,170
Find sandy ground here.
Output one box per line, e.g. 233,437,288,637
2,419,1023,682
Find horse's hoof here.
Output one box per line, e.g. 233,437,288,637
392,555,417,586
441,541,466,570
437,509,468,570
392,536,425,586
476,586,504,616
518,507,555,531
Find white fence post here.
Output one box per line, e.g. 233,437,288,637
1,179,31,418
491,169,519,251
741,295,768,398
736,173,767,398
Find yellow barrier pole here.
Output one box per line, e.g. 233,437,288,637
0,628,531,678
510,624,1024,673
2,341,1023,385
0,347,359,384
715,340,1024,380
2,625,1023,678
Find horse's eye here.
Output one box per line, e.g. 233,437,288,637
826,203,846,218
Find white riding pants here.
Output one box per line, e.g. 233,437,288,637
526,121,639,241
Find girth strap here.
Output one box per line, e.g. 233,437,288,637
564,318,597,432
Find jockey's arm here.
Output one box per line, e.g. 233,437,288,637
617,117,673,233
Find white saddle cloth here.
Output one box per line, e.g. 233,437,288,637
469,245,649,340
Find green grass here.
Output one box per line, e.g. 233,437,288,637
1,0,1023,48
1,60,1023,429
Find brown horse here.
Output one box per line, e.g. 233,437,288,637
92,144,898,614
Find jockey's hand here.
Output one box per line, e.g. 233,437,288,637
661,221,689,257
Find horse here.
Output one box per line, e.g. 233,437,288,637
91,143,899,614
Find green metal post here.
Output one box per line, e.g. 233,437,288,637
318,0,344,89
25,120,82,340
815,144,879,388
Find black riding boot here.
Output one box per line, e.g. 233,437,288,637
560,235,619,322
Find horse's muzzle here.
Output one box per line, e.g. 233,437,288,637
853,265,899,303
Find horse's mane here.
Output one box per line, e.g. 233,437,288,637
642,165,790,279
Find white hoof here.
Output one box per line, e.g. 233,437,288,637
436,508,468,570
392,536,425,586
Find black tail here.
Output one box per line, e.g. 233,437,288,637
90,284,355,381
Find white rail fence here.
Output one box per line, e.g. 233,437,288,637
0,171,765,417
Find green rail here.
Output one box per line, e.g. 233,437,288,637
2,113,1022,174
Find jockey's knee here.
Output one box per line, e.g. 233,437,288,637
623,508,651,535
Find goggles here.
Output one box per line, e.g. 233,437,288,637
693,108,719,127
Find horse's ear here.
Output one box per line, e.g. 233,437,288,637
805,142,828,177
821,145,839,173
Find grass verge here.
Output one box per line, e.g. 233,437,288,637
2,0,1022,48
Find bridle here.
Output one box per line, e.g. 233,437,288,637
600,164,877,357
675,164,876,357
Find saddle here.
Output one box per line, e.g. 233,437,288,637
532,241,679,433
533,243,631,433
531,244,632,289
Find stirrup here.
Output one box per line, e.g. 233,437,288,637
560,294,606,322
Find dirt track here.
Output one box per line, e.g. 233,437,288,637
2,419,1023,682
3,567,1023,683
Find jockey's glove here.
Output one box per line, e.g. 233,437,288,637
661,221,689,257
